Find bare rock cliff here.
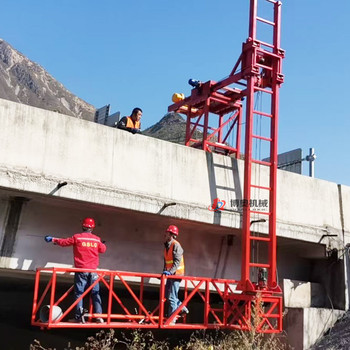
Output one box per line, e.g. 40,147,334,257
0,38,95,120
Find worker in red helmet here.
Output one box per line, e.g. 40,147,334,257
116,107,142,134
163,225,189,323
44,217,106,323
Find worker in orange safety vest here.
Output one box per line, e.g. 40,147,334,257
116,107,142,134
163,225,189,323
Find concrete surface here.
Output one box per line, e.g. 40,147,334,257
284,279,327,308
0,98,349,248
285,307,344,350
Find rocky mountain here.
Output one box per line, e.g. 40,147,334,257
143,112,203,144
0,38,205,143
143,113,187,144
0,39,95,120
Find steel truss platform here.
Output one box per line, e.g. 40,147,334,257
32,267,282,332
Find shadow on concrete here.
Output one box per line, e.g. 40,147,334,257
205,153,243,226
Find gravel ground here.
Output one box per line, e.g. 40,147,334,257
309,311,350,350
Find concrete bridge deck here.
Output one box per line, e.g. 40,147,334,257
0,98,349,349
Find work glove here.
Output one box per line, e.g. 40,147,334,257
45,235,53,243
162,271,171,276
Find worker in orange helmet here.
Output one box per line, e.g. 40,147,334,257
44,217,106,323
116,107,142,134
163,225,189,323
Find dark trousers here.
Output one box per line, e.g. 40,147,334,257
74,272,102,319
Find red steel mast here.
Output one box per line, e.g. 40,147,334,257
168,0,285,299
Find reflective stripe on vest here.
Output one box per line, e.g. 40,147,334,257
164,240,185,275
126,116,140,129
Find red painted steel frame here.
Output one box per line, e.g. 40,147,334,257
240,0,284,293
169,81,243,156
32,0,285,334
168,0,285,305
32,267,282,332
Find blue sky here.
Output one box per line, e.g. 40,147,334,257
2,0,350,186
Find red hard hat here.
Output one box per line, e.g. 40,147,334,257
166,225,179,236
82,217,95,229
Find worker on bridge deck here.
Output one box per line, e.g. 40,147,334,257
45,217,107,323
163,225,189,323
116,107,142,134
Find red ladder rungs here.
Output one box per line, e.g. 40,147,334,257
249,262,270,268
253,110,273,118
250,236,270,242
256,48,283,60
256,63,273,71
254,86,273,94
251,184,271,191
255,39,275,49
256,16,275,26
252,159,271,166
252,134,272,142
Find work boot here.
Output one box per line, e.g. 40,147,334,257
75,307,87,323
179,309,189,317
168,315,179,325
95,317,105,323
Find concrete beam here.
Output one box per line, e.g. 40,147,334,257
284,307,344,350
0,98,348,248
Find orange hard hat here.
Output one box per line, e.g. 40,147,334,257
82,217,95,229
166,225,179,236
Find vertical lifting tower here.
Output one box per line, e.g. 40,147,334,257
168,0,285,315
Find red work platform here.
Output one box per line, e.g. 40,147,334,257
169,82,243,156
32,267,282,332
